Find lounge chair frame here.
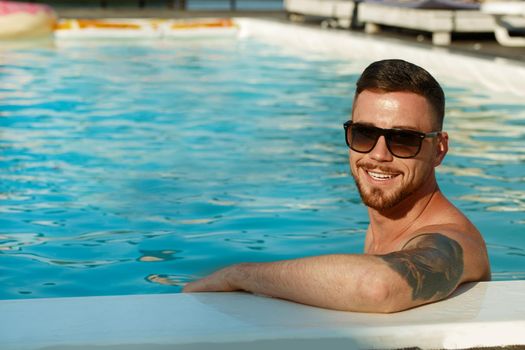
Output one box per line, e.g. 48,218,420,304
482,1,525,47
359,2,496,45
285,0,355,28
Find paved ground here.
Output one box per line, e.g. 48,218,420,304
53,7,525,63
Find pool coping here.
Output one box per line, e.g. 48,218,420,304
1,281,524,349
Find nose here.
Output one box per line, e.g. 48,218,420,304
369,136,394,162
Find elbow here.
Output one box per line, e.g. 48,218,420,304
361,277,394,313
355,274,408,313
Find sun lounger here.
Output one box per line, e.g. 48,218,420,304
359,0,496,45
285,0,355,28
482,1,525,46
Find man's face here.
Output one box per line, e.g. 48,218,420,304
349,90,445,211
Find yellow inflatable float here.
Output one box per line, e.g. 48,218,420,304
0,1,56,39
54,18,238,39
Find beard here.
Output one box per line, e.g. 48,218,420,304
352,165,420,211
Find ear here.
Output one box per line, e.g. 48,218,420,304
433,132,448,167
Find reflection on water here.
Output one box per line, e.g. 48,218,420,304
146,273,195,288
446,94,525,167
492,271,525,280
138,250,182,262
0,39,524,299
0,233,46,251
459,190,525,212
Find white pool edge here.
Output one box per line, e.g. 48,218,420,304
0,281,524,349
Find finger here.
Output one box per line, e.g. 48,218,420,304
182,279,209,293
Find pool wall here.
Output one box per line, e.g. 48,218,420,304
236,18,525,99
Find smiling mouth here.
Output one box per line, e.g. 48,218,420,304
366,170,399,181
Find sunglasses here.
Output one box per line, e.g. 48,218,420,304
343,121,441,159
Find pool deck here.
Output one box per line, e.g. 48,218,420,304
51,7,525,62
1,281,524,349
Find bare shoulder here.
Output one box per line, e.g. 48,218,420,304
409,194,491,282
410,224,491,282
379,228,490,306
380,233,465,302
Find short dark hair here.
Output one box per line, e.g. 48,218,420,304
354,59,445,130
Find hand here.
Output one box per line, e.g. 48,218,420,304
182,265,241,293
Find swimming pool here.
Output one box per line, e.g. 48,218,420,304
1,30,524,300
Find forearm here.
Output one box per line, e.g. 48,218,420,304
184,254,395,312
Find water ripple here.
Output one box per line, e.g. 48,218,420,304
1,38,524,299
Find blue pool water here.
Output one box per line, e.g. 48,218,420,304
0,38,524,300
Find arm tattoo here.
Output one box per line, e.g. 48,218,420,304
380,233,464,301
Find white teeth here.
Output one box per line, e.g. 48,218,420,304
367,171,395,181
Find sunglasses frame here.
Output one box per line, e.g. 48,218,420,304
343,121,441,159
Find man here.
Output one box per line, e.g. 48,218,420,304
183,59,491,313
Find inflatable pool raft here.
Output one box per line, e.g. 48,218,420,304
0,281,524,349
54,18,238,39
0,1,56,39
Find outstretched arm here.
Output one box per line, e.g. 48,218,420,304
182,233,464,313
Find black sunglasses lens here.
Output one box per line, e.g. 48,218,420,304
349,125,380,153
387,130,422,158
345,123,424,158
